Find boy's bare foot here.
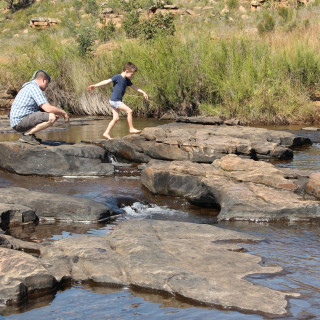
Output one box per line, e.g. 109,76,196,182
103,133,112,140
129,129,141,134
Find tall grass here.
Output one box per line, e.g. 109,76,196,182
1,0,320,123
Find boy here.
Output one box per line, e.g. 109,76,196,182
88,62,148,140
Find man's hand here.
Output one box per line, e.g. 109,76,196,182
49,113,58,124
64,113,70,123
88,85,96,90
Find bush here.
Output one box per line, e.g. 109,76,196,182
98,21,116,42
75,25,97,57
257,12,275,35
140,13,175,40
84,0,99,16
123,11,140,38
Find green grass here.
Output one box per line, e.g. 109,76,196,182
0,0,320,123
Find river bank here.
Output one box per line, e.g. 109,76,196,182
0,117,320,319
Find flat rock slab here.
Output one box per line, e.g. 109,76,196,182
37,220,297,317
141,154,320,221
98,122,311,163
0,187,112,222
0,247,57,305
0,141,114,176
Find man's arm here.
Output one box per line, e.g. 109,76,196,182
88,79,112,90
40,102,69,122
130,85,149,100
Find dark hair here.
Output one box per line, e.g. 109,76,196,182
123,62,138,73
31,70,51,83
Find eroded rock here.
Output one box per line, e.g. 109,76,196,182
0,187,112,222
141,155,320,221
98,122,310,163
0,141,114,176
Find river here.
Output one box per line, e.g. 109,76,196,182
0,117,319,319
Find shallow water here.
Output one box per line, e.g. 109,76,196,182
1,118,320,319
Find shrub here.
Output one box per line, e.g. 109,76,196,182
140,13,175,40
98,21,116,42
75,25,97,57
123,10,140,38
84,0,99,16
257,12,275,35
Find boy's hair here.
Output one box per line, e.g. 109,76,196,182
123,62,138,73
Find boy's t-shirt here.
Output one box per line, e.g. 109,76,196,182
110,74,133,102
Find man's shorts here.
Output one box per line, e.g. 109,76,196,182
109,100,123,109
14,111,50,133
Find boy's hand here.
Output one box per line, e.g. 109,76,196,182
88,85,96,90
143,92,149,100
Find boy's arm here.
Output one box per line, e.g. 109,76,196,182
130,85,149,100
88,79,112,90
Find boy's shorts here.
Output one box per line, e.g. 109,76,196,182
14,111,50,133
109,100,123,109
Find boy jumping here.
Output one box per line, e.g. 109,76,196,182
88,62,148,140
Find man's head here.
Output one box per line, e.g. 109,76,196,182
32,70,51,91
123,62,137,79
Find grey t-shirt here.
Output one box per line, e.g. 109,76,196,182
110,74,133,101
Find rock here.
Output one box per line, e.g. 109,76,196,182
0,141,114,176
301,127,320,131
0,187,112,222
0,247,57,305
0,203,37,228
39,219,296,316
140,155,320,221
98,122,310,163
163,5,178,9
101,7,113,14
0,234,41,254
305,172,320,199
239,5,247,13
29,17,61,29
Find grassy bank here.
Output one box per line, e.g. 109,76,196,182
0,0,320,124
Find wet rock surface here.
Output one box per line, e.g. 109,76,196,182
141,154,320,221
0,141,114,176
98,122,311,163
0,220,298,317
0,187,112,223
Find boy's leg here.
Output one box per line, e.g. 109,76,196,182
117,103,141,133
103,108,120,140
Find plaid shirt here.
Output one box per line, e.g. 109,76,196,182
10,80,48,128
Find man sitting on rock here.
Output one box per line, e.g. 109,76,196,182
9,70,69,145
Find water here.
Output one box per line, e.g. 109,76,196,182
1,118,320,319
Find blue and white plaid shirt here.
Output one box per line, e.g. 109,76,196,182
10,80,48,128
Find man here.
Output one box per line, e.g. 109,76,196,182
10,70,69,145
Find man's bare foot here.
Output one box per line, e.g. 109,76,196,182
129,129,141,134
103,133,112,140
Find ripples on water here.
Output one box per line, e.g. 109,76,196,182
1,120,320,319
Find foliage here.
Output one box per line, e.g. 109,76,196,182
4,0,34,12
84,0,99,17
122,11,140,38
257,12,275,34
98,21,116,42
140,13,175,40
75,25,97,57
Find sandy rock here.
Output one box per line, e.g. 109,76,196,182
0,187,112,222
141,155,320,221
0,141,114,176
39,219,296,317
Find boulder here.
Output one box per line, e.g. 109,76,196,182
0,187,112,222
0,141,114,176
98,122,311,163
140,155,320,221
38,219,296,317
305,172,320,199
0,247,57,305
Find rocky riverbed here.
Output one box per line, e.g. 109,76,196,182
0,117,319,318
